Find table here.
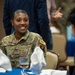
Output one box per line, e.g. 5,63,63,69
0,68,35,75
66,39,75,56
0,68,67,75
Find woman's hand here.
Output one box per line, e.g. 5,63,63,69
53,7,63,19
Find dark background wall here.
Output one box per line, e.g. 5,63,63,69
0,0,5,40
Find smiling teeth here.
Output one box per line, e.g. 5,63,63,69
20,27,25,29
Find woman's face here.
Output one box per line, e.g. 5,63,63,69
11,13,29,34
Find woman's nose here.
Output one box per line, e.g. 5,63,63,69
21,20,25,24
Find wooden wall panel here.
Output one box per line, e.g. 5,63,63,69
0,0,5,40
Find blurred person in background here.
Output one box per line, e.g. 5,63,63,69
3,0,52,50
65,6,75,75
68,7,75,39
55,0,75,35
46,0,63,34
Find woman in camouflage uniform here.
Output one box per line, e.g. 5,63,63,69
0,9,47,68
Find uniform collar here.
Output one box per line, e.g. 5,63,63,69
9,30,29,44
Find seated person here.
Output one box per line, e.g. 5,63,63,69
0,9,47,68
68,7,75,39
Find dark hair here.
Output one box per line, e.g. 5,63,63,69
68,8,75,25
11,9,29,20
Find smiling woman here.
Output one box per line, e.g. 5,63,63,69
0,9,47,68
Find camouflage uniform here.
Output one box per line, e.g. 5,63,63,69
55,0,75,35
0,30,47,68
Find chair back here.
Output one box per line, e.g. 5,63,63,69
52,34,67,62
44,51,59,69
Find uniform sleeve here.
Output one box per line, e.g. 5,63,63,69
3,0,12,35
0,39,7,55
33,34,47,57
38,37,47,53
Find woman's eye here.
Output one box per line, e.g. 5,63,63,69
16,19,21,22
24,19,28,22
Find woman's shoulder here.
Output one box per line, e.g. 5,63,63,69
1,34,13,44
2,35,10,40
29,32,42,38
29,32,46,44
